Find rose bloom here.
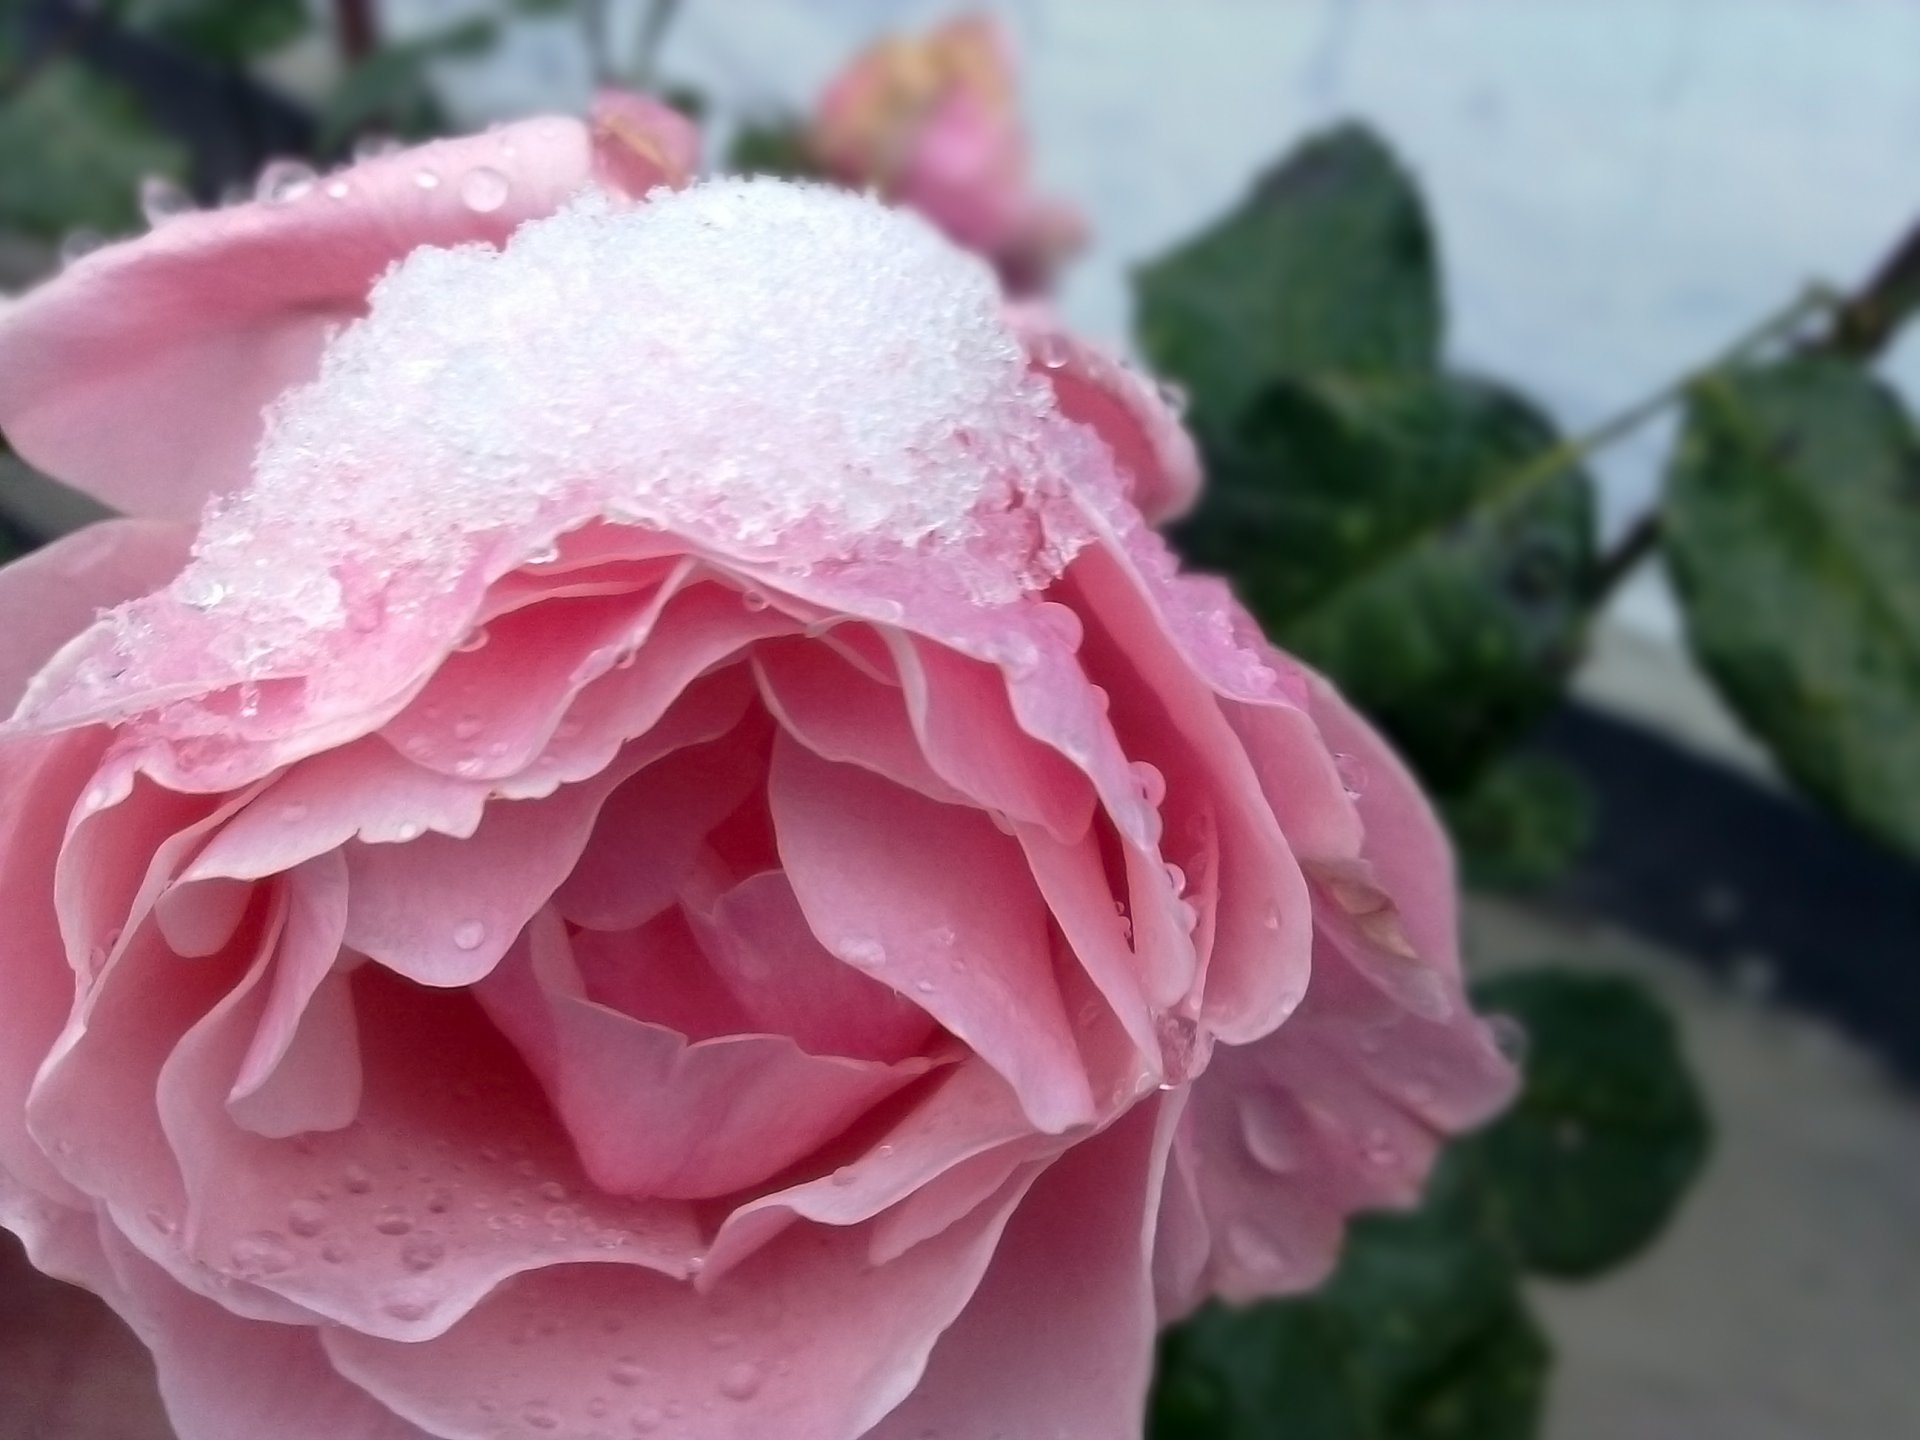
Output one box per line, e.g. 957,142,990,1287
0,102,1511,1440
810,14,1084,296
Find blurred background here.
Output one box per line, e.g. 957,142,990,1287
2,3,1918,1439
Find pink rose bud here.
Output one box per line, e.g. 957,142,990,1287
811,14,1086,295
0,112,1511,1440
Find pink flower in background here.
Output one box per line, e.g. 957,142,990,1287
0,103,1510,1440
811,14,1085,295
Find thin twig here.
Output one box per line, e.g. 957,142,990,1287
1591,509,1663,601
1485,282,1842,512
333,0,378,65
631,0,683,89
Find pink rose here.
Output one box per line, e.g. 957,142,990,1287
811,14,1085,295
0,111,1511,1440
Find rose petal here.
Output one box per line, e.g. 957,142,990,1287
156,961,701,1341
1012,310,1201,523
771,734,1095,1134
0,520,192,716
478,912,936,1200
95,1223,434,1440
0,118,603,522
864,1094,1176,1440
685,868,939,1063
324,1165,1038,1440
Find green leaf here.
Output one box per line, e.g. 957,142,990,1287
1135,123,1442,432
1665,357,1920,861
725,116,819,180
117,0,309,63
1150,1162,1549,1440
1442,755,1594,892
1174,373,1596,788
317,17,499,151
0,61,187,240
1468,971,1711,1279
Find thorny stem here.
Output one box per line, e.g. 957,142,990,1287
631,0,683,89
334,0,378,65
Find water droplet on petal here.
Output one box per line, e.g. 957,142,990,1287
400,1234,446,1271
453,920,488,951
522,1401,560,1431
230,1231,296,1275
59,228,107,268
1130,761,1166,808
383,1296,431,1322
719,1361,762,1401
1156,377,1190,416
352,133,402,163
829,1166,857,1188
740,588,771,612
324,178,352,200
455,625,490,653
839,937,885,969
1333,751,1367,799
255,159,317,204
610,1357,648,1386
1486,1013,1529,1066
460,166,511,213
176,571,227,611
374,1206,413,1236
139,175,193,227
414,168,441,191
287,1199,328,1237
342,1164,375,1195
1035,332,1069,368
453,714,483,741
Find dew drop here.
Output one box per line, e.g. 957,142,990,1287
1486,1013,1530,1067
352,133,402,163
610,1357,648,1387
58,228,106,269
230,1231,296,1275
460,166,511,213
287,1199,328,1237
139,175,193,227
255,159,317,204
630,1406,663,1434
538,1181,569,1203
374,1206,414,1236
828,1166,857,1188
455,626,490,653
1130,760,1167,807
453,920,488,951
1035,332,1069,369
718,1361,762,1401
839,937,885,969
1333,751,1367,799
522,1401,560,1431
324,178,351,200
177,572,228,610
394,821,425,842
342,1164,375,1195
384,1297,431,1322
321,1239,354,1264
453,714,483,741
400,1234,446,1271
740,588,771,612
1156,377,1190,416
414,168,441,191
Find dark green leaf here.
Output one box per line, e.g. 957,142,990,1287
118,0,309,63
1174,373,1596,787
1443,755,1594,892
317,17,499,151
1135,123,1442,432
1666,357,1920,861
1468,971,1711,1278
0,61,187,240
1151,1160,1549,1440
725,116,819,180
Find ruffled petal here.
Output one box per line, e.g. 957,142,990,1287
0,118,604,521
770,733,1095,1133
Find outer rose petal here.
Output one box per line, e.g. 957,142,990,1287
1009,307,1202,524
93,1224,433,1440
324,1168,1041,1440
865,1094,1177,1440
0,99,690,524
0,520,192,714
